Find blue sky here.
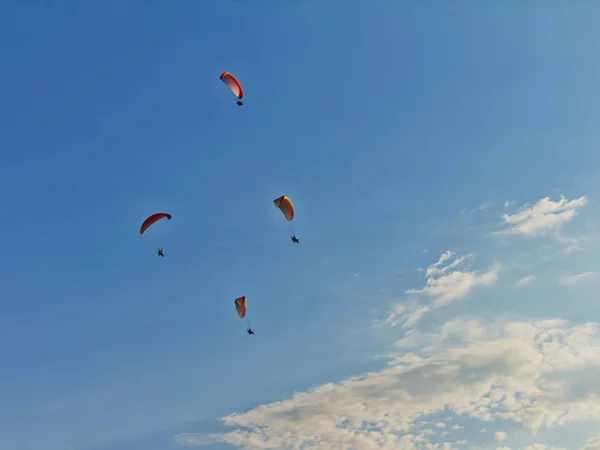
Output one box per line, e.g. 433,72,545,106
2,2,600,450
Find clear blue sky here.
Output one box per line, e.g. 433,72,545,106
2,2,600,450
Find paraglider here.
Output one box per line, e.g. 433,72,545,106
140,213,171,256
235,296,254,335
220,72,244,106
273,195,299,243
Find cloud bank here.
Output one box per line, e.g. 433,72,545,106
176,316,600,449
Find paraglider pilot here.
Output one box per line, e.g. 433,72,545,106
157,248,165,257
291,235,299,243
236,100,243,106
247,328,254,335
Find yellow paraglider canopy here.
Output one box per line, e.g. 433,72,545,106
273,195,294,221
234,296,247,318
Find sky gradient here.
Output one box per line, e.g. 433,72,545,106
2,2,600,450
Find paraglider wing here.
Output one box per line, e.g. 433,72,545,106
220,72,244,99
140,213,172,235
273,196,294,221
234,296,247,318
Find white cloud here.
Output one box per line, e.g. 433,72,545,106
435,422,446,428
460,202,491,217
176,317,600,449
504,201,511,208
385,251,500,329
408,252,499,308
425,251,473,278
498,195,587,238
425,251,455,277
559,272,600,286
581,435,600,450
495,431,507,441
451,425,464,431
524,445,566,450
515,275,535,288
496,447,511,450
384,302,432,329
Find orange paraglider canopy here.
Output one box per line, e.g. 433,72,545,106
273,196,294,221
140,213,172,235
220,72,244,99
234,296,247,318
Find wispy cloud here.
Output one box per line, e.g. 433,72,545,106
176,317,600,449
559,272,600,286
385,251,499,329
409,252,500,308
460,201,492,216
498,195,587,239
408,265,500,308
424,251,472,278
384,302,432,329
524,445,567,450
515,275,536,288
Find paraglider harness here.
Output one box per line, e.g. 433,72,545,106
157,248,165,257
237,100,244,106
247,328,254,335
291,235,299,243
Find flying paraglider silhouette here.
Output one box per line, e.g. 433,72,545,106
235,296,254,335
140,213,171,257
220,72,244,106
273,195,299,243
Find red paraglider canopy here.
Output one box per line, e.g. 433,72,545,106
140,213,172,235
220,72,244,99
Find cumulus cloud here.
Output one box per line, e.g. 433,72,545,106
515,275,536,288
495,431,507,441
384,251,500,328
176,317,600,449
498,195,587,239
559,272,600,286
